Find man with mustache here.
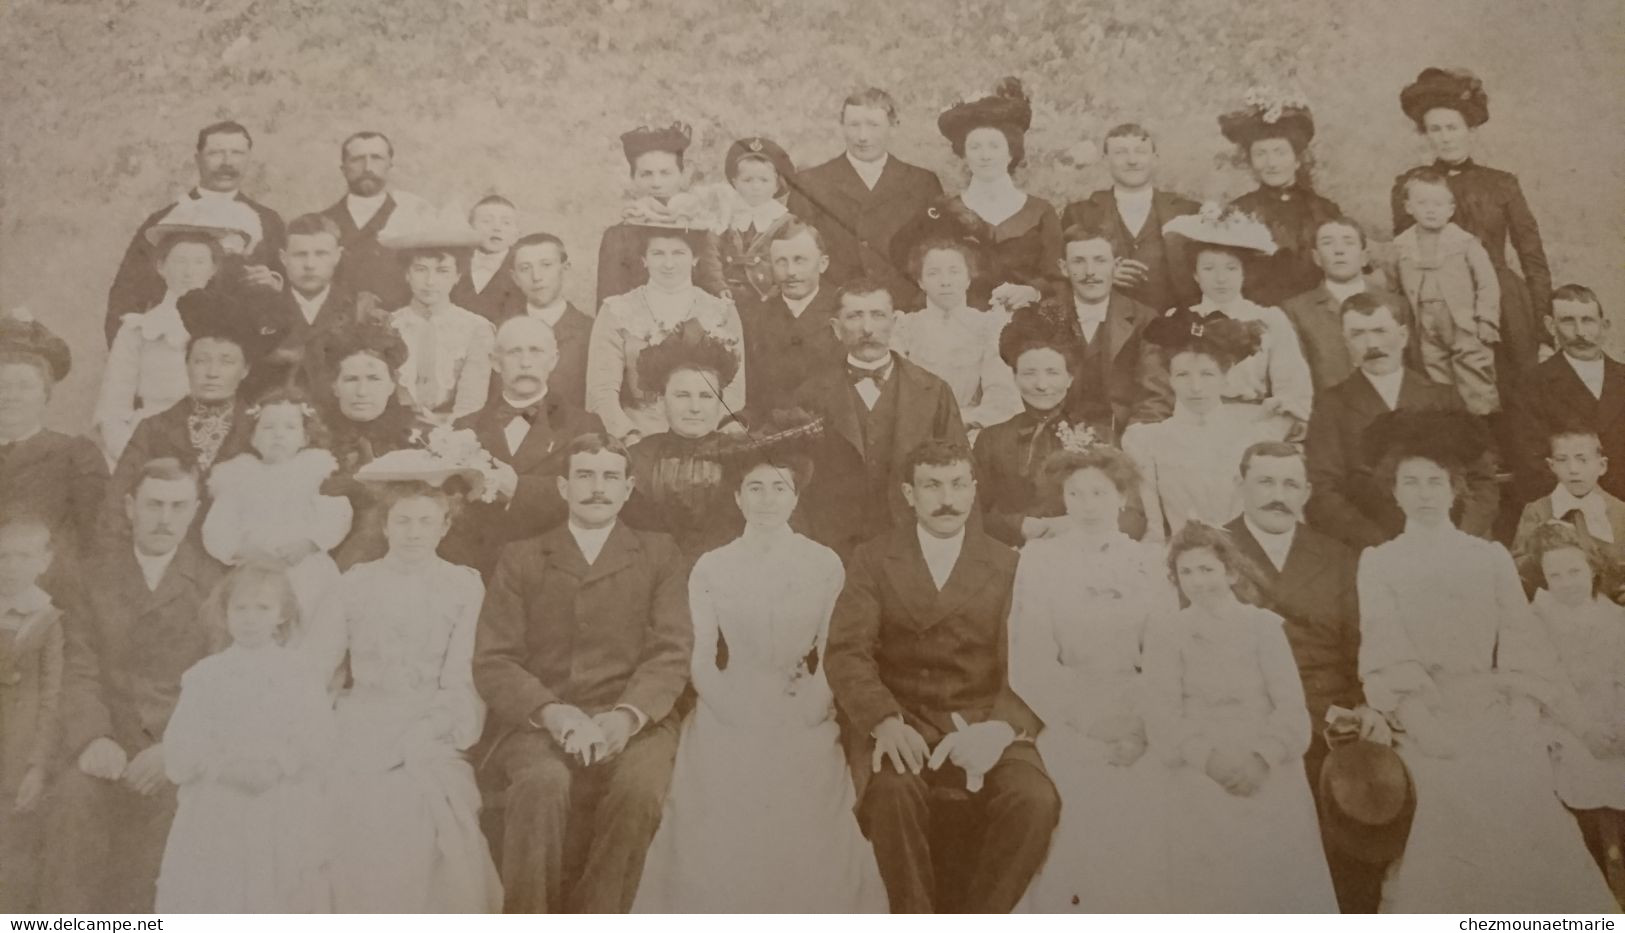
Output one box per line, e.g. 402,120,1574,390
792,278,966,559
444,316,603,576
741,219,843,422
1509,284,1625,503
1059,123,1199,316
318,131,425,310
1305,292,1497,548
104,121,286,343
1225,441,1387,913
825,439,1057,912
42,458,225,912
1281,217,1416,394
473,432,692,913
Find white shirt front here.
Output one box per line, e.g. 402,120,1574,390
1323,276,1367,306
1074,297,1110,342
1114,186,1154,237
134,546,178,592
1564,353,1606,400
470,249,508,293
569,521,615,565
292,286,331,326
1363,367,1405,410
194,187,238,203
784,288,819,319
917,525,965,591
526,299,568,329
1243,515,1297,572
502,390,548,455
1550,486,1615,542
848,353,889,409
846,152,889,191
346,192,388,230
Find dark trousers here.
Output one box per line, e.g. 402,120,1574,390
1304,744,1387,913
857,741,1058,913
491,715,678,913
38,766,177,913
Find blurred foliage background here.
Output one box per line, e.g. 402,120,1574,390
2,0,1620,425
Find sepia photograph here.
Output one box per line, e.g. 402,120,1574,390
1,0,1622,919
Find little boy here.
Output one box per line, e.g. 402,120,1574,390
1513,427,1625,598
390,244,497,424
1393,169,1502,415
0,519,64,913
453,195,521,323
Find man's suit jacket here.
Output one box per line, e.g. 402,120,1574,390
241,285,357,401
444,394,603,575
791,355,966,558
1008,291,1170,437
58,540,224,756
105,190,286,344
472,522,693,738
319,193,410,310
1280,278,1414,395
787,154,943,303
1306,368,1497,548
1509,352,1625,504
825,525,1041,791
1225,517,1361,763
742,286,842,422
492,303,593,411
1059,188,1199,314
452,250,521,324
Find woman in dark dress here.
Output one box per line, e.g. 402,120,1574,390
1221,90,1343,309
0,311,106,581
619,324,745,558
892,77,1062,310
1390,67,1550,386
596,122,726,308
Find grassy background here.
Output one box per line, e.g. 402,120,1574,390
3,0,1621,428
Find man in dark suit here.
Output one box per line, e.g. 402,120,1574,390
1008,221,1169,437
743,219,843,422
452,195,523,324
42,459,225,912
105,121,285,343
1509,284,1625,504
792,279,966,559
318,131,412,309
446,316,603,575
1281,217,1415,395
1227,441,1386,913
825,440,1057,913
473,433,692,913
1306,292,1498,548
499,233,593,410
238,212,357,400
1059,123,1199,316
787,87,944,306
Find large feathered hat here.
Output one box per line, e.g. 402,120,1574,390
145,195,264,253
1143,311,1265,369
0,307,71,382
1399,67,1489,128
938,77,1033,148
1218,86,1315,151
1362,408,1491,473
718,407,824,487
635,318,741,394
620,121,693,167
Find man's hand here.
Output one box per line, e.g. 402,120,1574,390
929,713,1015,789
539,704,608,766
78,737,128,781
1205,746,1269,797
240,264,284,292
490,461,519,501
14,765,47,812
991,283,1042,312
871,716,930,775
1113,258,1150,289
122,744,168,796
591,709,639,761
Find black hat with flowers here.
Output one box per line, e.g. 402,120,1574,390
1399,67,1489,128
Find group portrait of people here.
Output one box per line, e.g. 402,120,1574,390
2,63,1624,915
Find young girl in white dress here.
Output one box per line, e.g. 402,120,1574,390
306,482,501,913
1521,521,1625,901
1356,411,1617,912
892,239,1020,438
156,563,335,913
633,416,888,912
1009,446,1176,912
203,389,352,622
1122,317,1287,541
1140,521,1337,912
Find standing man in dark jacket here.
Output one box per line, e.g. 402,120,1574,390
1059,123,1199,316
825,440,1057,913
318,131,414,310
502,233,595,410
1281,217,1414,395
472,433,692,913
743,219,843,422
105,121,285,343
787,88,943,307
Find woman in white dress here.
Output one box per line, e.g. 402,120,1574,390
633,413,887,913
1355,411,1616,912
1140,521,1337,912
1009,446,1176,912
1122,316,1287,540
586,225,745,444
306,482,502,913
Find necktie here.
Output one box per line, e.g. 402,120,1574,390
847,360,892,388
1562,508,1591,539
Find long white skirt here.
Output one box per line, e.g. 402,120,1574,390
632,702,888,913
156,777,331,913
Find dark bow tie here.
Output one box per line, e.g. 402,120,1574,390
1433,158,1473,177
848,360,892,387
496,400,544,424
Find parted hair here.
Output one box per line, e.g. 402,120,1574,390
906,236,982,285
513,231,570,264
563,432,632,474
196,120,252,152
1339,291,1413,329
769,218,827,256
836,276,896,311
1552,283,1604,317
902,439,974,486
285,212,343,243
1166,521,1267,608
841,87,899,124
132,457,202,498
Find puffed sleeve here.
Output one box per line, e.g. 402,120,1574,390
1121,424,1166,542
1356,546,1435,714
1250,611,1313,766
1006,546,1073,732
303,450,353,551
201,461,249,565
965,311,1021,430
163,662,217,786
585,300,636,440
796,547,846,723
93,318,145,463
451,316,495,421
1261,306,1314,426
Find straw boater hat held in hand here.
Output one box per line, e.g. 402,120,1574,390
144,196,264,254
